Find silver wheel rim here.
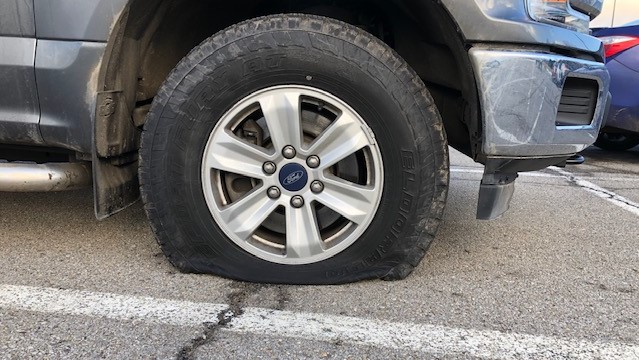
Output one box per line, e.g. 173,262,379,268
201,85,384,265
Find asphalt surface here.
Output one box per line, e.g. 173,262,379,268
0,146,637,359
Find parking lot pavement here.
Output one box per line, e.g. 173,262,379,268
571,147,639,205
0,147,637,359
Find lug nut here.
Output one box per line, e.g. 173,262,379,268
306,155,321,169
282,146,297,159
310,181,324,194
267,186,281,199
291,195,305,208
262,161,277,175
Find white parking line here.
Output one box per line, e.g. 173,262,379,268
1,284,637,359
0,284,227,326
548,166,639,217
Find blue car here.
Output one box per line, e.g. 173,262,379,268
593,21,639,151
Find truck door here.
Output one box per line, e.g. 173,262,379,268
0,0,43,145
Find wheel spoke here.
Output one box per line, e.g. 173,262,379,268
314,175,377,225
307,112,370,168
219,187,279,240
285,202,324,259
259,91,303,152
205,130,271,179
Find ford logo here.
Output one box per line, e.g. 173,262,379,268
279,163,308,191
283,170,305,186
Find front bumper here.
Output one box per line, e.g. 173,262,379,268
470,48,610,157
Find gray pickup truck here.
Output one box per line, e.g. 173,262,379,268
0,0,609,284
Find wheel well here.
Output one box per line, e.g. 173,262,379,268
99,0,480,159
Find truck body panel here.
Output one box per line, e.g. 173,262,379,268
0,1,42,146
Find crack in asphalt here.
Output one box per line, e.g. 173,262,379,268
584,280,636,294
175,311,230,360
176,283,292,360
549,166,639,213
176,283,266,360
275,285,291,311
566,177,639,210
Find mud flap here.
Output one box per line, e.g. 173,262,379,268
476,172,517,220
93,156,139,220
476,157,519,220
93,91,141,220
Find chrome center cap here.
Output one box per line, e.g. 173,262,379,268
279,163,308,192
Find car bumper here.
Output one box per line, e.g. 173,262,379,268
470,48,611,157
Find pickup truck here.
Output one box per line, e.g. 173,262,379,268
0,0,609,284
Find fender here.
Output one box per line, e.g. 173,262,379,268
439,0,603,57
32,0,129,154
34,0,128,42
32,0,175,219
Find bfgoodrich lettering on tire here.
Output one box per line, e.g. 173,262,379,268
140,14,449,284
